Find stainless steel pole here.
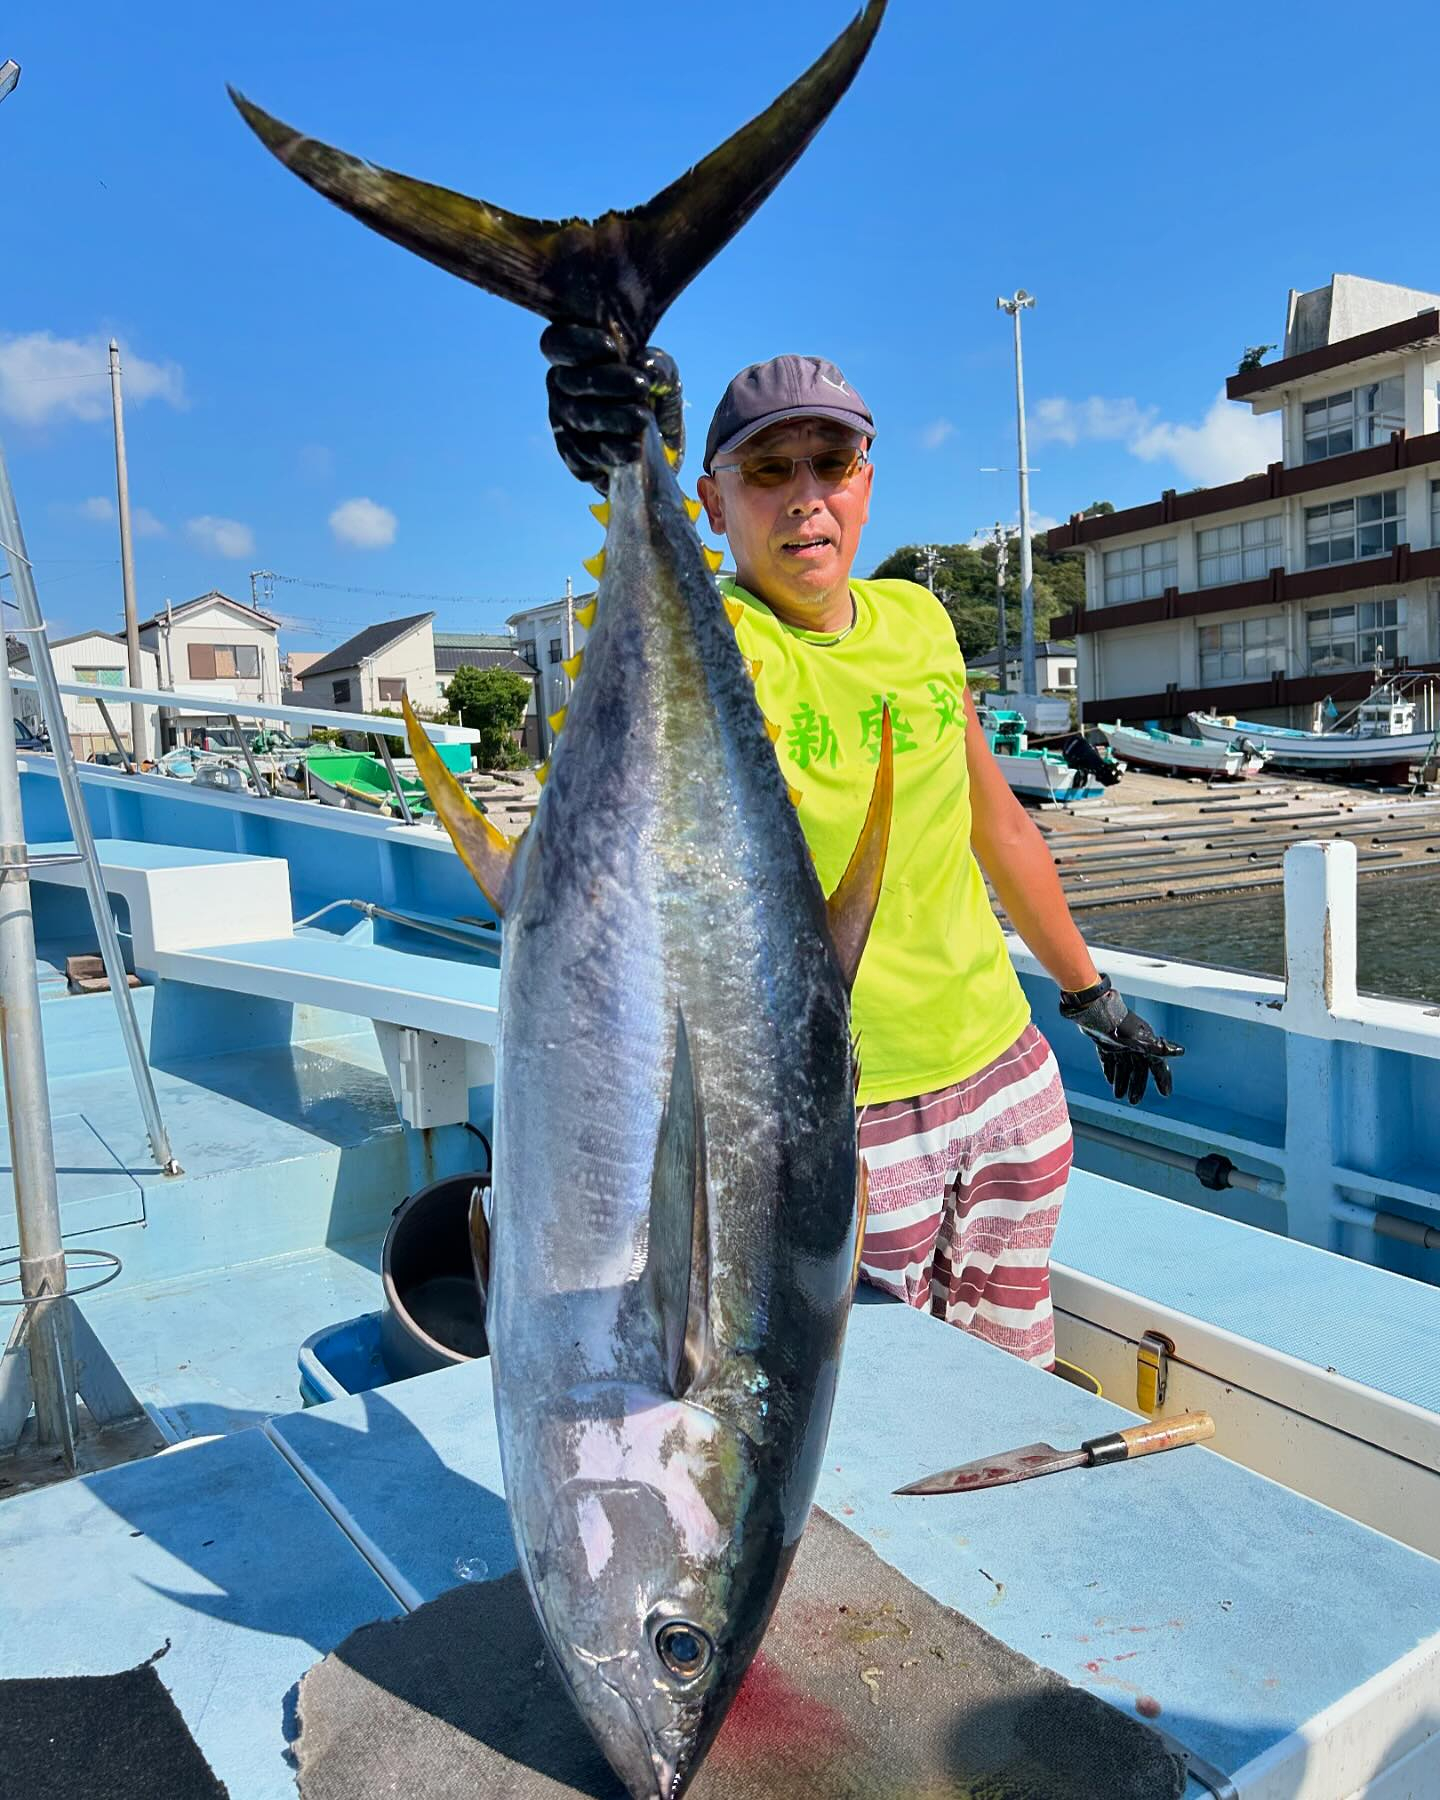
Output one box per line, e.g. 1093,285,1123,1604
0,542,74,1454
108,341,148,765
0,435,179,1174
994,524,1010,696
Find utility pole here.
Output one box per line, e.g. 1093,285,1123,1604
108,340,148,763
985,522,1012,696
996,291,1038,699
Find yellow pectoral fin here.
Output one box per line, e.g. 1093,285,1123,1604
825,704,894,990
402,697,515,916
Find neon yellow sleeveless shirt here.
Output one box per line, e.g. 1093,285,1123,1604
724,576,1030,1106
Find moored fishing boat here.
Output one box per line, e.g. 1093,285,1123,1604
979,703,1113,801
1190,681,1440,782
1097,719,1267,779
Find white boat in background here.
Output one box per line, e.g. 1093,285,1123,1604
1096,719,1267,779
1190,680,1440,781
978,704,1114,801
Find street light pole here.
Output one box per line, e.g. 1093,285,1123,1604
108,340,148,763
996,290,1038,698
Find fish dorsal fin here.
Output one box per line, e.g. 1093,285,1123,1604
825,704,894,989
402,697,516,916
229,1,886,356
645,1010,713,1400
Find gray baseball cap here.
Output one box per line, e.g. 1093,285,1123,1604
703,355,875,471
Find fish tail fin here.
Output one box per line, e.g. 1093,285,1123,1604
230,1,886,353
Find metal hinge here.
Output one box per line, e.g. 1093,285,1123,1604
1136,1330,1175,1414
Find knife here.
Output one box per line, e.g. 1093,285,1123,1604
894,1412,1215,1496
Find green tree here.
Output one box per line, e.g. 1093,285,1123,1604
869,534,1084,658
444,666,530,769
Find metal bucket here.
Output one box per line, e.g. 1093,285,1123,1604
379,1171,490,1380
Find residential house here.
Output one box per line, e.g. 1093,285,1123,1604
296,612,437,716
1048,275,1440,727
9,630,160,759
507,596,593,759
965,639,1077,695
281,650,322,700
138,591,283,711
434,630,540,753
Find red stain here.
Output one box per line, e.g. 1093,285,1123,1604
1136,1695,1163,1719
841,1505,855,1516
715,1652,854,1763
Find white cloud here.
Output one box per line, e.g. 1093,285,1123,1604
79,495,113,523
920,418,955,451
133,507,167,538
329,496,397,550
1031,395,1157,448
185,515,255,558
1129,389,1281,486
1031,388,1280,487
0,332,185,426
68,495,166,537
297,442,334,482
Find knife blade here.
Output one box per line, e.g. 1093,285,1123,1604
894,1411,1215,1496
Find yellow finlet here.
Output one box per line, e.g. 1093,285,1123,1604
401,696,516,916
561,650,584,680
582,550,606,580
664,445,681,468
548,706,567,734
722,597,745,628
683,496,702,522
745,657,764,682
574,599,597,630
787,784,804,808
589,500,611,526
535,760,550,787
702,546,724,573
764,718,781,744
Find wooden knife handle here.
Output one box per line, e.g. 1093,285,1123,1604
1085,1412,1215,1466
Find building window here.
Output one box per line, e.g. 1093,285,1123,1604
1431,479,1440,546
1197,515,1284,587
517,640,537,669
1053,665,1075,689
1302,378,1404,463
1303,489,1403,568
187,642,261,680
548,637,563,664
332,678,352,705
378,677,407,702
1198,613,1286,685
74,666,124,687
1306,599,1405,675
1102,538,1177,606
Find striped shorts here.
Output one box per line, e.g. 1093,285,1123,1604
857,1023,1072,1368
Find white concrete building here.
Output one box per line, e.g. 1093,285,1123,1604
1049,275,1440,726
966,639,1077,693
507,596,592,759
138,591,282,711
9,630,160,758
297,612,437,716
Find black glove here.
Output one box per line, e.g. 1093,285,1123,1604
1058,976,1183,1105
540,321,684,492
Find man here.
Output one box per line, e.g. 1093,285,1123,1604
545,333,1181,1369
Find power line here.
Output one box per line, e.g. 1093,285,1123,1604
251,568,551,610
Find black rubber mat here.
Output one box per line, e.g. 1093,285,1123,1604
294,1506,1188,1800
0,1656,229,1800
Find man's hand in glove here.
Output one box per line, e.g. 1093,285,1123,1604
1058,976,1184,1105
541,322,684,492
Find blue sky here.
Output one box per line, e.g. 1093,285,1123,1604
4,0,1435,649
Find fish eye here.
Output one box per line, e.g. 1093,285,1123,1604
654,1619,713,1681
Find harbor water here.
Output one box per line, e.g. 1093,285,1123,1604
1091,866,1440,1006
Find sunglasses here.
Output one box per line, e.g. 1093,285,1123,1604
711,447,869,489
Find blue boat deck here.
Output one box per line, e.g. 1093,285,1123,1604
2,1300,1438,1799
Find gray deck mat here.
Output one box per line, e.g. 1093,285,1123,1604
0,1658,230,1800
294,1507,1187,1799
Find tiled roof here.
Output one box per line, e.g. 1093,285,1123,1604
299,612,435,681
436,647,537,677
